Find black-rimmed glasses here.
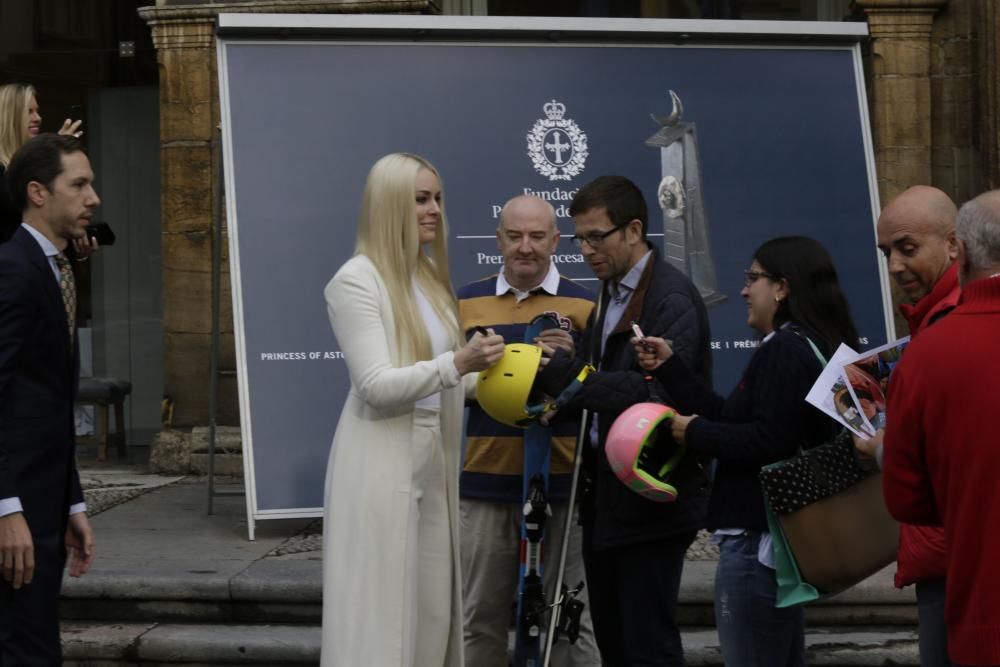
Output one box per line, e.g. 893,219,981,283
743,270,777,287
570,225,625,249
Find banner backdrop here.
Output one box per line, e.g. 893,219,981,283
217,16,887,534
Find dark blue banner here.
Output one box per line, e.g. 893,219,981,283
220,27,884,517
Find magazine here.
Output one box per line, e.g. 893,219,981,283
805,337,910,437
839,337,909,435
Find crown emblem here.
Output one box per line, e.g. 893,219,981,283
543,100,566,120
526,100,588,182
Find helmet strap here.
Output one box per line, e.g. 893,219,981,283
520,363,596,425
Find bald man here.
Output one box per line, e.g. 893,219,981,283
456,196,600,666
877,185,959,309
864,185,960,666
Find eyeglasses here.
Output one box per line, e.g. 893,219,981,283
743,269,777,287
570,225,625,249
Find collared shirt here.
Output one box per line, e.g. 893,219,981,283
0,224,87,519
600,249,652,357
457,268,596,503
590,249,652,449
22,222,62,283
496,261,561,302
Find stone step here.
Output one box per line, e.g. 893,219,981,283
61,559,322,625
60,622,919,666
62,559,917,626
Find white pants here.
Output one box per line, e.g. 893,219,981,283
460,498,601,666
401,408,454,667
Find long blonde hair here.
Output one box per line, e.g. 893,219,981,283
0,84,34,167
355,152,461,364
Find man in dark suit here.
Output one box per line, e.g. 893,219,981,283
0,133,98,665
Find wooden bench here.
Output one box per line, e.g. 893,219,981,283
76,377,132,461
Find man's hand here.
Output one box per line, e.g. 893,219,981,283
853,429,884,467
72,235,99,260
534,328,574,357
0,512,34,589
534,347,583,398
65,513,95,578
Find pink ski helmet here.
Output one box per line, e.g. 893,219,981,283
606,402,684,503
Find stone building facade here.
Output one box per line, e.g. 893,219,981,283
139,0,998,431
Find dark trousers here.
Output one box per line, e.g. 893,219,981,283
0,533,65,667
582,526,696,667
916,578,953,667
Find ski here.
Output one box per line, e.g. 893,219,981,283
513,312,562,667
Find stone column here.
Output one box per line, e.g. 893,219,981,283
927,0,979,203
138,9,225,428
979,0,1000,190
139,1,438,429
855,0,949,204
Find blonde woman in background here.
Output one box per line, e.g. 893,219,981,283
0,83,85,242
321,153,505,666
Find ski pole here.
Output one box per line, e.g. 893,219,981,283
542,406,589,667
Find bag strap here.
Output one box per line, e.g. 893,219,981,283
791,328,827,367
790,328,846,443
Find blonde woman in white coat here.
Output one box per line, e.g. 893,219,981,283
321,153,505,667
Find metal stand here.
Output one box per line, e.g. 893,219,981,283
542,289,601,665
207,127,242,515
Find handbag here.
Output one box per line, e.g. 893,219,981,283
760,429,899,607
760,331,899,607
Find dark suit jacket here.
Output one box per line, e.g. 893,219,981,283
0,225,83,539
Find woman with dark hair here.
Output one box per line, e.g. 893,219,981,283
633,235,859,667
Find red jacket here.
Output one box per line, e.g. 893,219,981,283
892,263,960,587
883,276,1000,665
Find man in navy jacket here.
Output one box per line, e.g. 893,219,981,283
538,176,712,666
0,133,98,665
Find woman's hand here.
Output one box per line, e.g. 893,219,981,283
671,413,697,445
632,335,673,371
59,118,83,138
454,328,505,375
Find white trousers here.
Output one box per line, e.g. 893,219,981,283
401,408,454,667
460,498,601,666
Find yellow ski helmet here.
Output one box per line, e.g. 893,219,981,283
475,343,543,428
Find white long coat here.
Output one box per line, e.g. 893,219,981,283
320,255,465,667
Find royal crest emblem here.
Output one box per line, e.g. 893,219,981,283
526,100,588,181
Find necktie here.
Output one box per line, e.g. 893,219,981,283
55,252,76,343
610,283,631,305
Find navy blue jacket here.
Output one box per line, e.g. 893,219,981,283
656,327,835,531
0,226,83,539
